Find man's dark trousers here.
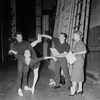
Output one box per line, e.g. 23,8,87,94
54,57,70,87
17,60,29,89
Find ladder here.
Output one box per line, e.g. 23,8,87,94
49,0,75,70
53,0,90,46
49,0,90,71
70,0,90,50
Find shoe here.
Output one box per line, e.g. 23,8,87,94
18,88,23,96
53,86,60,89
67,86,70,90
24,86,31,91
77,90,84,95
69,92,77,96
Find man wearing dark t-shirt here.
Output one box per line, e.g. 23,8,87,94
9,31,41,96
40,33,71,89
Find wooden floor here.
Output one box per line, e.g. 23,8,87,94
0,60,100,100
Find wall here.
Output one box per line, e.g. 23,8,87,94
90,0,100,28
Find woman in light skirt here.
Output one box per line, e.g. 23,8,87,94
70,31,87,96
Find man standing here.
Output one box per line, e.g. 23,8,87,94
9,31,41,96
40,33,71,89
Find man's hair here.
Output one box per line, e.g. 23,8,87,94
15,31,23,37
60,32,68,39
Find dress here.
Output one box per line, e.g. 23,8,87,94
71,40,87,82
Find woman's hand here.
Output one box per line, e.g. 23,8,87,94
31,34,42,47
41,34,52,39
37,34,42,42
73,51,86,55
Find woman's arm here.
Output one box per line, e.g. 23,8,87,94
9,49,22,59
41,34,52,39
41,34,59,46
74,51,87,55
54,52,68,58
45,56,57,61
31,34,42,47
9,50,17,55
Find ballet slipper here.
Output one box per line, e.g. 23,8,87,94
18,88,23,96
31,87,35,94
24,86,31,91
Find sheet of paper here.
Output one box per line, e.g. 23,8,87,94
65,51,77,64
50,48,60,56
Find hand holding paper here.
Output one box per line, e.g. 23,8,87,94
65,51,77,64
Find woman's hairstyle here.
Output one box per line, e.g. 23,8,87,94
74,31,83,38
24,49,32,57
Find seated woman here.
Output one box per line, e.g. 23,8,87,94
9,49,56,94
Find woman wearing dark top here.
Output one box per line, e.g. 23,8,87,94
40,33,71,89
10,49,45,94
9,49,56,95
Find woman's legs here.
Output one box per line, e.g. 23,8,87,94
17,60,23,96
77,82,83,93
31,67,39,94
70,81,77,95
23,66,29,87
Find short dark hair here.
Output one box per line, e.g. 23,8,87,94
24,49,32,57
60,32,68,39
15,31,23,37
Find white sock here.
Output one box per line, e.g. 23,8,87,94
24,86,31,91
18,88,23,96
31,87,35,94
77,82,82,92
71,82,77,95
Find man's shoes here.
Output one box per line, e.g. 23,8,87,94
18,88,23,96
53,86,60,89
60,75,66,85
67,86,70,90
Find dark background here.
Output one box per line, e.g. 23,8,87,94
0,0,37,63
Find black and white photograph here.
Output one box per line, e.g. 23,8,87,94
0,0,100,100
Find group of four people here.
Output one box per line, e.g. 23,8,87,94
9,31,87,96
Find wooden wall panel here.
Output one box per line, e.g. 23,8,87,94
98,26,100,46
86,25,100,73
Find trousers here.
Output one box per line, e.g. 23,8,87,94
54,57,70,87
17,60,29,89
